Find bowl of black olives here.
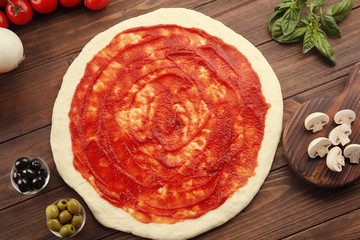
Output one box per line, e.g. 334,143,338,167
10,156,50,194
46,198,86,238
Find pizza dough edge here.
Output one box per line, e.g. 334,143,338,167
50,8,283,240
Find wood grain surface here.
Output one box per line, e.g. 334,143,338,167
1,0,360,239
283,63,360,188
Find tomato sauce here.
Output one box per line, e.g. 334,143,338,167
69,25,269,224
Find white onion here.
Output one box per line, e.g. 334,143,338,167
0,28,25,73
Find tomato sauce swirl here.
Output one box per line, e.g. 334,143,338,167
69,25,269,224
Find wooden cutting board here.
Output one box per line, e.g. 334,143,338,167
282,62,360,188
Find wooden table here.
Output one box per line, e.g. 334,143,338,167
1,0,360,239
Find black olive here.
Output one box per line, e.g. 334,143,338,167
21,168,36,180
12,170,22,182
15,157,31,170
17,178,31,192
30,158,42,170
37,168,47,178
31,176,45,190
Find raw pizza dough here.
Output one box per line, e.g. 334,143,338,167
51,8,283,239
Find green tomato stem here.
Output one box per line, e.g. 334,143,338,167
7,0,26,16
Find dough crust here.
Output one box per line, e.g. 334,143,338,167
51,8,283,239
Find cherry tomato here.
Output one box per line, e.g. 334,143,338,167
30,0,58,14
6,0,33,25
0,0,8,8
0,11,9,28
59,0,81,8
85,0,108,10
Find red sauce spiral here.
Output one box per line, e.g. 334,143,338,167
69,25,269,223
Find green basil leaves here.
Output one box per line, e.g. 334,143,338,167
268,0,353,65
281,7,302,35
314,29,336,65
325,0,353,22
320,14,341,37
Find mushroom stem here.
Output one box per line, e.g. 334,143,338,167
349,153,360,164
339,133,351,146
337,157,345,167
340,118,352,127
317,148,329,158
312,122,324,133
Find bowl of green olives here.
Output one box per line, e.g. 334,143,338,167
10,156,50,195
46,198,86,238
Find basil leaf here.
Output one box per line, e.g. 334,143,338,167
269,8,287,31
303,26,315,53
309,0,327,13
274,19,308,43
296,0,308,10
270,18,285,39
320,14,341,37
325,0,353,22
277,0,293,10
306,11,320,24
314,29,336,65
281,8,301,36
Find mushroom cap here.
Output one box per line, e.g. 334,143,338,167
326,146,345,172
328,124,352,146
343,144,360,157
304,112,329,130
334,109,356,125
308,137,332,158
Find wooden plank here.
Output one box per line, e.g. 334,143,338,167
191,167,360,239
0,185,117,240
285,208,360,240
283,63,360,188
0,127,64,211
0,55,74,142
273,75,348,170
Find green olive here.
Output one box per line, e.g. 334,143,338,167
59,224,76,238
47,218,62,232
59,210,72,224
57,199,68,212
46,205,59,219
71,214,83,229
67,199,81,215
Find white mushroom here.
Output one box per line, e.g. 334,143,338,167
344,144,360,164
334,109,356,127
308,137,332,158
328,124,351,146
326,146,345,172
304,112,329,133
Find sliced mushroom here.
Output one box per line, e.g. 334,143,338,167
344,144,360,164
334,109,356,127
308,137,332,158
326,146,345,172
328,124,351,146
304,112,329,133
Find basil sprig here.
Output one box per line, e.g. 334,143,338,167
268,0,353,65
